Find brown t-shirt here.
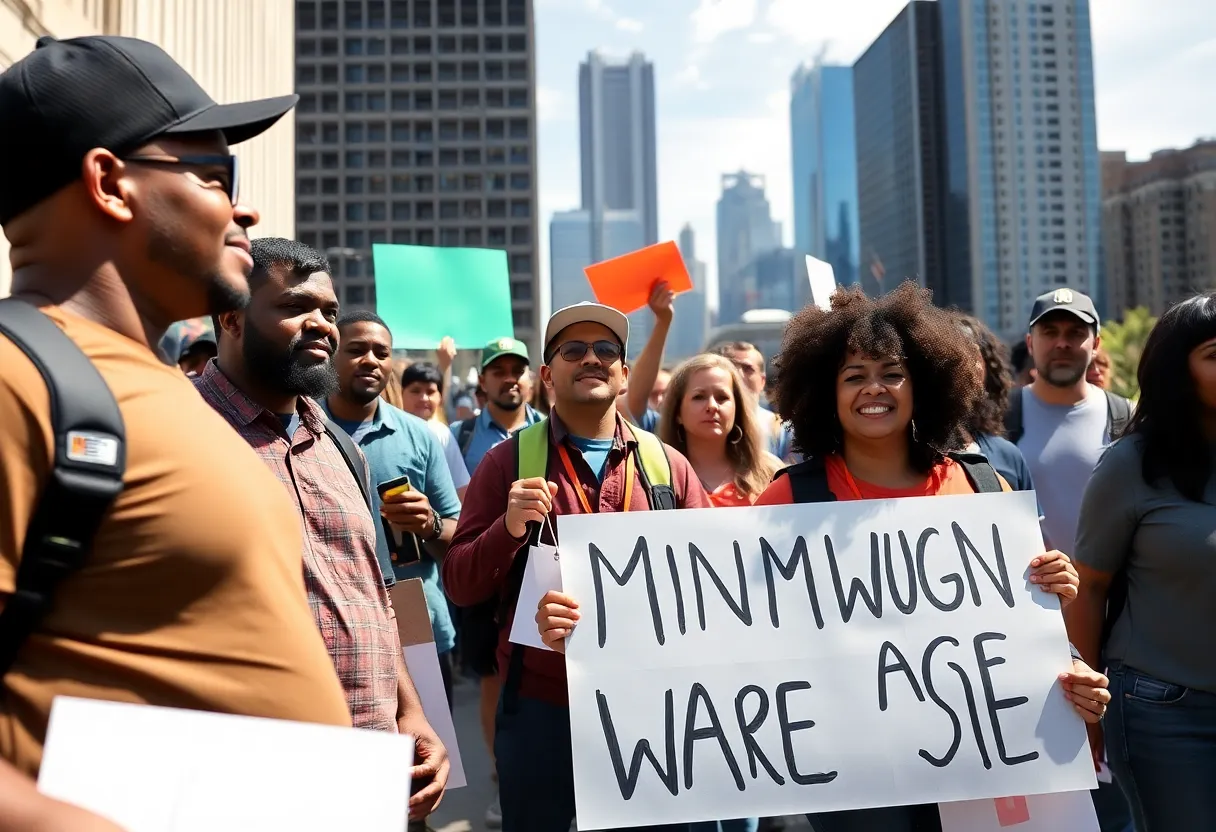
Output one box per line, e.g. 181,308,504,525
0,306,352,774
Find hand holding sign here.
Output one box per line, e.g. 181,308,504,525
1027,550,1078,605
584,242,692,314
1060,660,1111,723
647,281,675,323
536,589,580,653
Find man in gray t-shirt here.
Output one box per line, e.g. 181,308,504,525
1010,288,1134,832
1017,384,1109,552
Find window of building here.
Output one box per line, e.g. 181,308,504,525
507,34,526,51
487,199,506,217
438,0,456,26
510,199,529,217
322,177,340,194
347,230,365,248
509,119,528,138
510,226,529,245
345,0,362,28
392,36,410,53
298,2,317,29
368,150,386,167
417,201,435,220
439,149,459,165
510,280,533,301
463,199,482,218
439,91,458,109
417,123,434,142
461,90,480,107
322,203,339,222
487,173,506,191
392,229,412,244
368,65,386,83
417,229,435,245
415,175,434,192
440,228,461,246
463,148,482,164
392,92,411,111
487,120,505,139
415,0,432,26
392,121,410,142
486,89,504,108
485,1,503,26
439,35,457,53
486,35,503,53
488,227,506,245
392,174,411,193
392,150,411,168
415,36,432,53
368,92,386,112
415,63,433,81
369,174,387,193
464,228,482,245
390,0,409,27
507,0,525,25
320,1,338,27
346,151,365,168
416,91,433,110
462,62,480,80
487,147,505,164
438,62,458,81
298,177,319,195
462,35,479,52
322,231,340,249
346,176,365,194
322,93,339,113
508,60,527,80
439,200,459,219
463,174,483,190
368,37,386,54
391,63,410,82
346,93,365,112
415,150,433,166
509,172,530,190
298,65,316,85
345,64,364,84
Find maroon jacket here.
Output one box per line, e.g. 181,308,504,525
443,410,711,706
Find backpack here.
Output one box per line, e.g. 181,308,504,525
0,300,127,677
0,299,377,676
774,452,1004,503
495,418,677,630
1004,385,1132,445
455,417,477,457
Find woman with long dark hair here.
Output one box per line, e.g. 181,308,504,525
1067,293,1216,831
953,312,1034,491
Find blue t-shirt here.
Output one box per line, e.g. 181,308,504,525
975,433,1035,492
568,435,614,481
325,401,462,654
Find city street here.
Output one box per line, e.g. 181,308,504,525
429,670,811,832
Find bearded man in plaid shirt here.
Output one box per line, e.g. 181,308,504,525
196,238,449,822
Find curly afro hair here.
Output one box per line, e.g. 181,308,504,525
772,281,980,473
952,312,1013,438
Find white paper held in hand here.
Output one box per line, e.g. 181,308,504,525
508,513,562,651
38,696,416,832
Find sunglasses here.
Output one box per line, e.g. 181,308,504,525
122,153,240,204
553,339,623,364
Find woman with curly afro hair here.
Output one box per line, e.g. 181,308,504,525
753,282,1110,832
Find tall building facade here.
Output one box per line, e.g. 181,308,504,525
1102,142,1216,316
0,0,296,297
853,1,947,300
938,0,1103,334
670,223,708,361
716,171,780,325
579,50,658,260
548,208,643,312
790,61,859,289
293,0,541,354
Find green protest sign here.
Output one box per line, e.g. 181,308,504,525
372,244,514,349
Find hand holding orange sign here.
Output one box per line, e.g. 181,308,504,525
582,241,693,314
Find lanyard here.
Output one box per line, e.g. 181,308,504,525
555,441,634,515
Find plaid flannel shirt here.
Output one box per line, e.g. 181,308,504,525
195,362,400,731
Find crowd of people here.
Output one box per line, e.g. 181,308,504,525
0,32,1212,832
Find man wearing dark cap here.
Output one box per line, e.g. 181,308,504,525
0,33,352,797
1005,289,1134,832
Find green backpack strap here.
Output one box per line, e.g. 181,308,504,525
515,419,550,481
623,422,677,510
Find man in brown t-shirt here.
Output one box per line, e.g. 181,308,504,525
0,34,352,796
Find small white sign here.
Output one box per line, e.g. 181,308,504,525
38,697,416,832
938,791,1099,831
805,255,837,311
403,643,467,789
508,543,562,652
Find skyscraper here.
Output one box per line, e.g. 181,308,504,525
853,1,947,299
293,0,542,354
790,60,859,289
670,224,708,361
0,0,296,297
1102,141,1216,316
579,50,658,260
548,208,644,312
938,0,1103,334
716,171,780,325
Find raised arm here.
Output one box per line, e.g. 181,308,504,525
626,281,674,422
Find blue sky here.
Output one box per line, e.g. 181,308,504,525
531,0,1216,314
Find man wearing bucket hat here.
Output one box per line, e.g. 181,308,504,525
444,303,710,832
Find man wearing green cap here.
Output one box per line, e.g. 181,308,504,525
449,335,543,829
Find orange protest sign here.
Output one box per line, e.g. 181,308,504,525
582,241,693,314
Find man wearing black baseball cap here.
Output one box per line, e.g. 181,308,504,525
0,34,357,814
1005,288,1136,831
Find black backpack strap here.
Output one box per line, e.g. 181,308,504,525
323,419,372,511
1104,390,1132,442
1004,385,1025,444
0,300,126,676
773,456,837,503
949,452,1004,493
631,442,678,511
456,417,477,457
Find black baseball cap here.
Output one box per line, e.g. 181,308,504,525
1027,288,1100,332
0,35,299,225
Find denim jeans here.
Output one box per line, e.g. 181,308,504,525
805,804,940,832
1106,663,1216,831
495,693,693,832
690,820,759,832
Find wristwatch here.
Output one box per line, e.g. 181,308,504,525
423,508,443,541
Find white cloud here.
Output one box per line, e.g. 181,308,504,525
615,16,644,32
672,62,708,90
691,0,759,45
764,0,907,61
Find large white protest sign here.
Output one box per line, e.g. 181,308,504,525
558,491,1095,829
39,697,415,831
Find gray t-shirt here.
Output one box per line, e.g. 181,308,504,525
1015,384,1110,552
1075,436,1216,692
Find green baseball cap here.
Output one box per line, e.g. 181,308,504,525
480,337,530,370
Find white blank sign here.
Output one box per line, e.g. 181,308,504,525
558,491,1096,829
38,697,416,832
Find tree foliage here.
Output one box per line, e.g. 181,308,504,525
1101,306,1156,400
